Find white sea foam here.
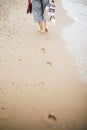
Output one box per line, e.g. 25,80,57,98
61,0,87,83
61,0,87,26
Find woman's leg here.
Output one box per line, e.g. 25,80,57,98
44,21,48,32
38,21,48,32
38,22,44,32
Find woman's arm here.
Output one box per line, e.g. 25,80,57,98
28,0,32,3
52,0,54,3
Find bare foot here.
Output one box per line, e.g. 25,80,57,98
45,27,48,32
40,48,46,53
38,29,45,33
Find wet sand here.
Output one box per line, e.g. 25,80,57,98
0,0,87,130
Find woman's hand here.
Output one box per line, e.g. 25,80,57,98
52,0,54,3
28,0,32,3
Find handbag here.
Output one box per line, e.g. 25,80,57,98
27,1,32,14
43,2,56,24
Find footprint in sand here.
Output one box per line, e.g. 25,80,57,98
45,37,50,40
46,61,52,66
25,83,29,87
38,82,47,91
24,18,26,20
11,82,15,85
1,107,5,110
40,48,46,53
39,82,45,86
18,57,23,64
48,113,57,121
42,114,57,129
11,82,18,90
18,58,22,62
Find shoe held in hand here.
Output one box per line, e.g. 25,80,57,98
27,2,32,14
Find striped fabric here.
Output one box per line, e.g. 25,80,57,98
32,0,49,22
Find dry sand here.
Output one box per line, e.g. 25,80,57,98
0,0,87,130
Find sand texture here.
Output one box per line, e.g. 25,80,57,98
0,0,87,130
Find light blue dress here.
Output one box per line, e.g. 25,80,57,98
32,0,49,22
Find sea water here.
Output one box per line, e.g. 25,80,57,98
61,0,87,83
61,0,87,26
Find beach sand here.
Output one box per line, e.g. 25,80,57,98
0,0,87,130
